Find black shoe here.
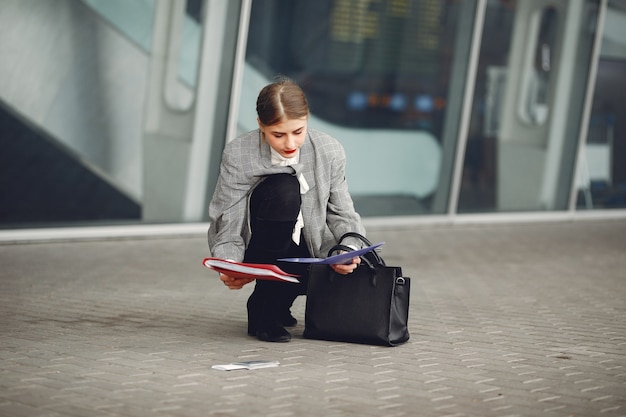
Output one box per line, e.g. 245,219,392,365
256,323,291,343
248,316,294,336
280,312,297,327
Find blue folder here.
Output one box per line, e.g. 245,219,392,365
278,242,384,265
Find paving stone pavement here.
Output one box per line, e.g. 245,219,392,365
1,219,625,417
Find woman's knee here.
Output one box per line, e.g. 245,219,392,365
250,174,301,221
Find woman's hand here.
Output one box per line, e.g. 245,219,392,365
330,256,361,275
220,273,255,290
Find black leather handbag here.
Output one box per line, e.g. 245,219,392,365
304,233,410,346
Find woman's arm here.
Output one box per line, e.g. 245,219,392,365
208,143,251,262
321,138,366,274
325,143,366,247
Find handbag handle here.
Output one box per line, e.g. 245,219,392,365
327,243,374,266
327,243,378,286
338,232,372,246
337,232,386,267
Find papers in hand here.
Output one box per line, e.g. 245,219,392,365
203,258,300,283
212,360,280,371
278,242,385,264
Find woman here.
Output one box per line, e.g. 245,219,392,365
208,77,366,342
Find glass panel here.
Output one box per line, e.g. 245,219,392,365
0,1,155,227
576,0,626,210
179,0,203,87
457,0,599,213
83,0,201,88
240,0,475,216
81,0,155,51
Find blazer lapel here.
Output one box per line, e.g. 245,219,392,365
295,134,317,238
297,133,316,191
258,131,273,169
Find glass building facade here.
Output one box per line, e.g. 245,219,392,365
1,0,625,230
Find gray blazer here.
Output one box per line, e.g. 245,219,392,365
208,127,365,261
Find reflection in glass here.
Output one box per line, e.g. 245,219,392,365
242,0,472,216
524,6,557,126
456,2,516,212
458,1,599,213
576,0,626,210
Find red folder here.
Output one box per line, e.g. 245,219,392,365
203,258,300,283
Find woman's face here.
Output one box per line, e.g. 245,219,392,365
259,117,307,158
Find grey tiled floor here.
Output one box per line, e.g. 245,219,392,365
1,220,625,417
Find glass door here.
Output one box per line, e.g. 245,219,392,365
235,0,608,217
575,0,626,210
237,0,477,217
456,0,602,213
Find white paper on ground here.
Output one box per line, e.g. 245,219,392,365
211,360,280,371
